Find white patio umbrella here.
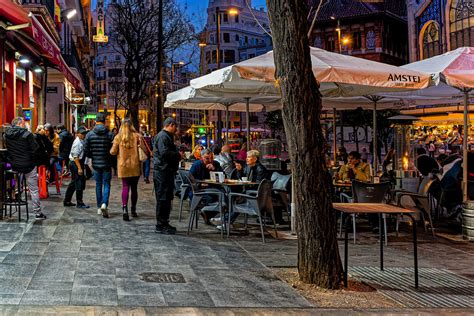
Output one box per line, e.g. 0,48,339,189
167,48,434,233
191,47,433,97
188,47,433,172
394,47,474,200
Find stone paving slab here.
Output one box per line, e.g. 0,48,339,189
0,178,311,308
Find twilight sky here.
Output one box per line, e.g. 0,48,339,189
91,0,268,30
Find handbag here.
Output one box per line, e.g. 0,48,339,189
139,145,148,162
138,136,148,162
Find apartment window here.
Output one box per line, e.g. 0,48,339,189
108,68,122,77
235,14,239,23
249,53,255,58
223,33,230,43
325,35,335,52
244,36,248,44
115,55,121,61
213,14,216,22
352,31,362,50
224,50,235,63
223,13,228,22
235,34,239,41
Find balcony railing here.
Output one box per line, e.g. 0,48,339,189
21,0,55,20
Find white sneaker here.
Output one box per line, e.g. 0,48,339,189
210,217,222,225
101,203,107,211
97,208,102,215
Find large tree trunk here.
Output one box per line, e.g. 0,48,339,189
267,0,342,288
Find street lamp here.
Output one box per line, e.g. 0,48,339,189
215,7,239,144
61,8,78,56
171,61,185,82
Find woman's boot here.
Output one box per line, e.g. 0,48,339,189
122,205,130,221
131,206,138,217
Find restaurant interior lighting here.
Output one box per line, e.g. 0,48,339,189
19,56,30,64
33,67,43,73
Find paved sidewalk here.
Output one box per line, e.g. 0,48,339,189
0,176,473,312
0,178,310,308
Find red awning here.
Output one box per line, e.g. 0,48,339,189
29,15,82,91
0,2,83,91
0,1,30,26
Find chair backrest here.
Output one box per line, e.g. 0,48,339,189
178,169,190,185
185,174,200,194
271,172,291,192
352,180,391,203
256,179,274,212
418,176,436,196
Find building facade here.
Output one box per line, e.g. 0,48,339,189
308,0,408,66
21,0,92,131
406,0,474,62
201,0,272,136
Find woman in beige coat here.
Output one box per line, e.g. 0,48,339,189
110,118,145,221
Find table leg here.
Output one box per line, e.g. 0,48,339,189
379,213,384,271
344,213,350,288
407,214,418,289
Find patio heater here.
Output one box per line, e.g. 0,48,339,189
388,115,420,190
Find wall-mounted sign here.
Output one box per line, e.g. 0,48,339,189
16,67,26,81
47,86,58,93
71,93,85,105
93,0,108,43
29,96,35,108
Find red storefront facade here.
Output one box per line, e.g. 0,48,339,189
0,1,81,130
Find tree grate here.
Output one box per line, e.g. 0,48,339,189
350,266,474,308
138,272,186,283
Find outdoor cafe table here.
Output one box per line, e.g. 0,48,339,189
196,179,260,230
332,203,419,289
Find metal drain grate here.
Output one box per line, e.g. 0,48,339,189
73,219,99,224
138,272,185,283
350,267,474,308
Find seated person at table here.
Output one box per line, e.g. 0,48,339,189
214,145,236,179
189,148,223,224
336,151,370,182
217,150,269,229
415,147,439,176
235,150,268,182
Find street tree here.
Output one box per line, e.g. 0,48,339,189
109,0,194,129
267,0,343,288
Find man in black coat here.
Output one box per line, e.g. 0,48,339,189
57,124,74,173
84,112,114,218
154,117,181,234
5,117,46,219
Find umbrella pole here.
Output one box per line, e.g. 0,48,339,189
246,98,250,150
373,100,378,176
333,108,337,165
463,88,471,201
225,105,229,145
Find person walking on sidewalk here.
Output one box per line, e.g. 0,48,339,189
44,123,60,183
57,124,74,175
110,118,145,221
63,126,89,209
4,117,46,219
154,117,181,234
141,127,153,184
84,112,114,218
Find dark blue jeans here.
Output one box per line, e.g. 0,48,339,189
143,158,150,179
94,167,111,207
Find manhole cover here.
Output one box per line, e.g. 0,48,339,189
138,272,185,283
73,219,99,224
